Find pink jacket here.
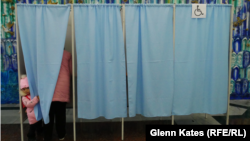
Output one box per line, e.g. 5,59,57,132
52,50,72,103
22,95,39,125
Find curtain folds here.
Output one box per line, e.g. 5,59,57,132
173,4,231,115
74,4,127,119
126,4,174,117
17,4,70,124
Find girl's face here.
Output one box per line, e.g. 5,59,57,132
22,87,30,95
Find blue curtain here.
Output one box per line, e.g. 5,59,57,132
126,4,174,117
173,4,231,115
74,4,127,119
17,4,70,124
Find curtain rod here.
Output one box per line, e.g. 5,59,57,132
69,4,124,10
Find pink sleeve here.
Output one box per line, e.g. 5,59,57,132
69,55,72,75
22,96,39,108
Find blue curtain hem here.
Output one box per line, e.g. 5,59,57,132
172,111,227,116
128,113,172,118
77,115,127,119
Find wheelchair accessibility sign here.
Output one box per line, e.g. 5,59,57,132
192,4,206,18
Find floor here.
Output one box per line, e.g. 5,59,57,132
1,100,250,141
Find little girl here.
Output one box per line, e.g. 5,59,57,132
20,74,42,141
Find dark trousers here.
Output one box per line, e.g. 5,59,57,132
27,120,43,139
44,102,66,141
